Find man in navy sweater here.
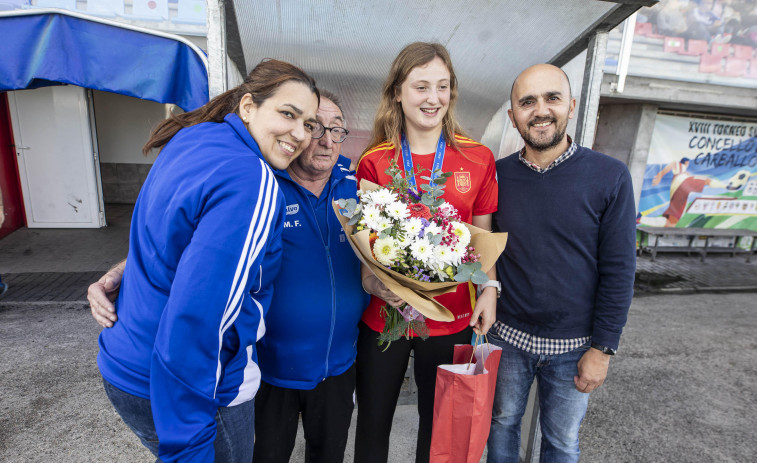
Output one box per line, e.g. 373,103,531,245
486,64,636,463
89,92,370,463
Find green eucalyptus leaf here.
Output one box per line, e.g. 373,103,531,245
454,266,473,281
347,214,361,226
433,177,448,184
471,270,490,285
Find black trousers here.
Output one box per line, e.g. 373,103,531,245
354,322,473,463
253,364,356,463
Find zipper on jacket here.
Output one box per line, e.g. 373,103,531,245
322,173,353,381
323,244,337,381
320,172,354,380
303,178,340,382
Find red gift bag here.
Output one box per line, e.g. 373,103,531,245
429,336,502,463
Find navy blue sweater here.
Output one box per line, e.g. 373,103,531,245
493,146,636,350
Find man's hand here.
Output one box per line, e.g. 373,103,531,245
470,287,496,335
88,260,126,328
362,274,405,308
573,347,611,393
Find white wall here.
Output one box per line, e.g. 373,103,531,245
92,90,167,165
490,51,587,160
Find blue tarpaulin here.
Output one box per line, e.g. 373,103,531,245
0,11,208,111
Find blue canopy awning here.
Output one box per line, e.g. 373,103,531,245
0,10,208,111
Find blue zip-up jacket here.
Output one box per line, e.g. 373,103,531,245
256,155,368,389
97,114,284,462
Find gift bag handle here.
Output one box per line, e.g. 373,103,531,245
468,333,492,365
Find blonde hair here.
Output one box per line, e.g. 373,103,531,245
363,42,468,156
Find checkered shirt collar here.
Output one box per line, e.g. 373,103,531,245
492,320,590,356
518,136,577,174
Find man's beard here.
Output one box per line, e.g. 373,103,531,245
516,117,567,152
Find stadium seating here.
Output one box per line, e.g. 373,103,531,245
710,43,732,57
718,57,747,77
732,45,754,60
635,22,653,36
699,53,723,73
746,60,757,79
680,39,708,56
663,36,685,53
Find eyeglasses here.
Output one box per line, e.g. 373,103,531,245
322,126,350,143
308,121,326,140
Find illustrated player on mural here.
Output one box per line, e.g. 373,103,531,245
652,157,727,226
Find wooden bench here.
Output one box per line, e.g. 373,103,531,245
637,226,757,263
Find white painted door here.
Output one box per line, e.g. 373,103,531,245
8,85,105,228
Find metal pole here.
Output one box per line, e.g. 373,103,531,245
206,0,228,99
615,13,637,94
575,31,608,149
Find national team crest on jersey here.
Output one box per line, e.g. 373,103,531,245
454,172,472,193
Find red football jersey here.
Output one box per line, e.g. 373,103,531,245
355,134,498,336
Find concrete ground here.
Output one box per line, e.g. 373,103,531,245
1,205,756,462
2,294,755,462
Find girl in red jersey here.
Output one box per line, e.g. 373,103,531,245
354,42,499,463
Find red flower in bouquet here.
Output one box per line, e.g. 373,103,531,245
408,203,432,220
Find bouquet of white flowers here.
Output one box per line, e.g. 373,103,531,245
334,159,508,347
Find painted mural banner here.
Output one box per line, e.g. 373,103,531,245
638,113,757,247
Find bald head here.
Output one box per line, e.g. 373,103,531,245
507,63,576,155
510,64,572,107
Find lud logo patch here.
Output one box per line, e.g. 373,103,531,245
286,204,300,215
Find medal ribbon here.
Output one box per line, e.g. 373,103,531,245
400,132,446,193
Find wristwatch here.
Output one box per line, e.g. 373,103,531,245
590,342,616,356
477,280,501,298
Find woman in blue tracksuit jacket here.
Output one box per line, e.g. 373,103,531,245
257,155,367,389
96,60,324,463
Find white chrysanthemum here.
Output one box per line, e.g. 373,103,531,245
358,189,373,203
361,205,382,231
450,221,471,248
402,217,424,238
410,237,433,263
373,236,400,266
385,201,409,220
430,263,449,281
424,223,443,237
448,242,466,266
375,217,393,232
369,188,398,206
432,245,455,267
396,231,413,249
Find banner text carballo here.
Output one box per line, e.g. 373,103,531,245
638,113,757,234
